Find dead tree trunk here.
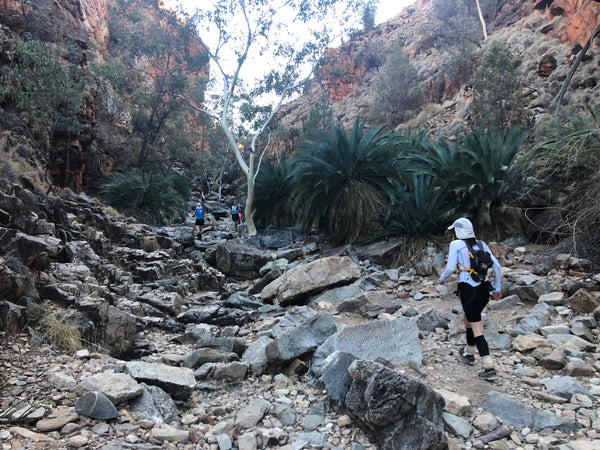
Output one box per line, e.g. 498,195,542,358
553,24,600,113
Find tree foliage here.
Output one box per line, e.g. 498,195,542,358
389,174,452,237
391,126,529,239
472,41,525,130
369,45,423,126
181,0,366,236
525,109,600,257
0,39,87,188
102,0,209,166
428,0,497,84
301,96,335,142
349,1,378,38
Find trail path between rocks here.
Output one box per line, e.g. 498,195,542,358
2,231,600,450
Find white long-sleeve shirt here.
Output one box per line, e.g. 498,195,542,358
439,239,502,292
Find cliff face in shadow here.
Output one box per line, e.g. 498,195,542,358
0,0,208,192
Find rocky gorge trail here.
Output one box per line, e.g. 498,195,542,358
1,187,600,450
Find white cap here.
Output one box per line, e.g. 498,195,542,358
448,218,473,231
196,203,201,208
448,217,475,239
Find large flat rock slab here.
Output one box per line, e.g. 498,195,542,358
125,362,196,401
261,256,361,306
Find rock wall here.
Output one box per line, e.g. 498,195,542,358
276,0,600,150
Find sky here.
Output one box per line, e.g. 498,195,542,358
376,0,417,24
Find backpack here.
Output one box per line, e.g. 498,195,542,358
458,240,494,282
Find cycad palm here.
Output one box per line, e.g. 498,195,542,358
389,174,453,237
461,127,529,230
293,118,398,244
100,168,188,225
253,157,297,229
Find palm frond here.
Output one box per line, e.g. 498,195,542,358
293,117,398,244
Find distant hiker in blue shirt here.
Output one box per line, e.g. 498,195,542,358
191,202,205,239
231,203,242,232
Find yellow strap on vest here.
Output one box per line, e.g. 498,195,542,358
456,261,477,277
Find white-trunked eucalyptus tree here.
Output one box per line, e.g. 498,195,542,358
179,0,367,235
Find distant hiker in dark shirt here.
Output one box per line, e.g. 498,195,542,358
191,202,205,240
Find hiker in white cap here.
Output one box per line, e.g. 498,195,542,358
439,217,502,381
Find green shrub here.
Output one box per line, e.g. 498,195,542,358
460,126,530,232
390,126,529,239
525,110,600,256
389,174,453,237
472,41,526,130
368,45,423,126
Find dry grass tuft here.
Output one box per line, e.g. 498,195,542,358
37,312,82,354
401,103,445,130
0,131,46,190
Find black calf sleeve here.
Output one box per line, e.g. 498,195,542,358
474,335,490,357
466,328,475,346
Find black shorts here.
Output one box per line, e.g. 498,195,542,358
195,219,205,226
458,282,491,322
232,213,240,222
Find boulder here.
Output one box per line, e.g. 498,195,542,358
417,308,448,332
261,256,362,306
568,289,600,314
512,302,554,336
180,304,251,327
183,348,239,369
63,241,101,268
508,277,551,302
309,279,376,308
138,290,183,316
536,53,557,77
129,383,181,426
74,391,119,420
257,226,297,249
265,312,337,365
312,318,422,376
194,361,249,381
481,391,580,432
355,240,403,267
318,351,356,405
336,290,396,318
125,361,196,401
35,406,79,432
215,242,271,279
241,335,274,375
0,259,39,303
235,399,270,429
78,372,143,405
543,376,594,401
345,360,447,450
0,300,27,334
103,305,137,359
205,201,230,219
0,227,62,261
